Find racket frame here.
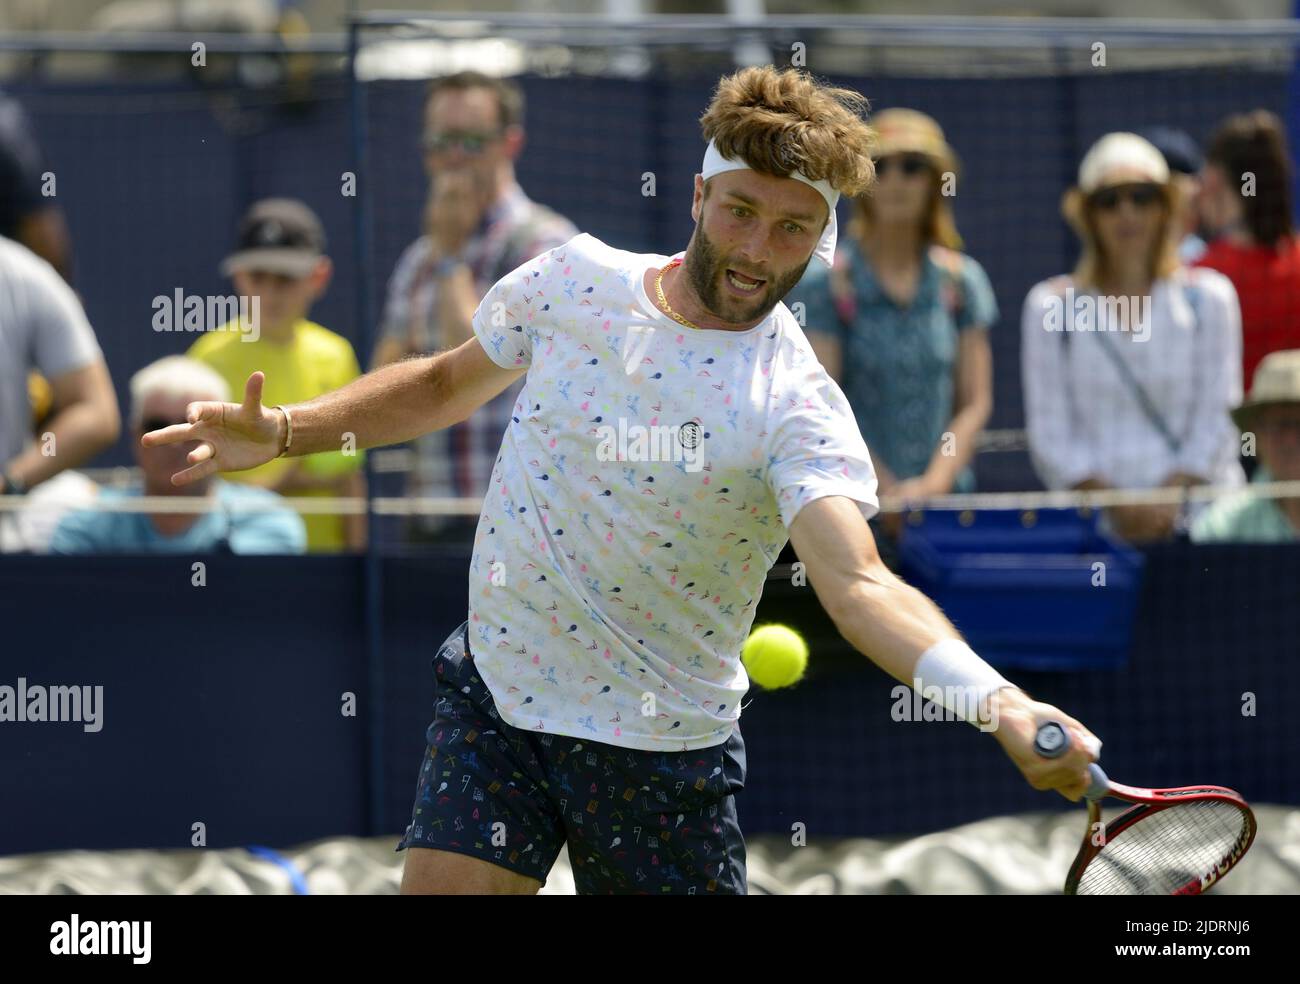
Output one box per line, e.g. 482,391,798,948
1063,770,1257,895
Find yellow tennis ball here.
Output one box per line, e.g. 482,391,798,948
741,624,808,689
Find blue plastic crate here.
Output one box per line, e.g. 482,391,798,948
896,508,1145,671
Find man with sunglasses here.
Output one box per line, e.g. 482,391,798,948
372,71,577,542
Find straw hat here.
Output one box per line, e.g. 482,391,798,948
870,108,959,176
1232,349,1300,430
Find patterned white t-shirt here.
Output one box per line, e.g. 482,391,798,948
468,233,878,751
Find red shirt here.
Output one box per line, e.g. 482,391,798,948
1196,236,1300,387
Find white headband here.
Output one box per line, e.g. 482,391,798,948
700,139,839,267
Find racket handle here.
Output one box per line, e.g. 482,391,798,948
1033,721,1071,758
1085,763,1110,801
1036,721,1111,800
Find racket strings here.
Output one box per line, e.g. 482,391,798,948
1078,800,1250,895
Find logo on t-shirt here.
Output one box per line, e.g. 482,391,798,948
678,420,702,450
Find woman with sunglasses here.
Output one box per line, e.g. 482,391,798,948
788,109,996,533
1021,132,1244,544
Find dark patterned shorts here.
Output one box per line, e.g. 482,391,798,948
396,620,748,894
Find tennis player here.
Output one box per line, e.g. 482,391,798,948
144,66,1100,895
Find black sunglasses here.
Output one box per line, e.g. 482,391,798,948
874,154,931,178
421,130,502,154
1089,184,1162,211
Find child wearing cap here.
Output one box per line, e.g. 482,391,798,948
187,197,365,552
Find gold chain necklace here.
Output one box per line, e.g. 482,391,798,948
654,259,704,330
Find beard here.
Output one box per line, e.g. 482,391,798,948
681,225,812,326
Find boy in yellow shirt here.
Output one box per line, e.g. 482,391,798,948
188,198,364,551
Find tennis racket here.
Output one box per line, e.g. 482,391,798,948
1033,721,1256,895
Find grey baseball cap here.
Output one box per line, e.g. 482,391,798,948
220,198,326,278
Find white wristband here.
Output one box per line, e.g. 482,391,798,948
912,638,1014,727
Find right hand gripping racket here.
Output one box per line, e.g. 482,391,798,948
1033,721,1256,895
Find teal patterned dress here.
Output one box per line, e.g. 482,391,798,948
787,239,998,493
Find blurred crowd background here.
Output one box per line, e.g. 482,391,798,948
3,0,1300,558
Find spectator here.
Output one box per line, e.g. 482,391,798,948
787,108,995,514
1140,126,1207,263
0,371,100,553
51,356,305,555
1196,110,1300,393
0,236,119,500
1022,132,1243,544
370,71,577,541
1192,349,1300,543
188,197,364,553
0,90,72,279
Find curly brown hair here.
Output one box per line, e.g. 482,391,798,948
699,66,876,199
